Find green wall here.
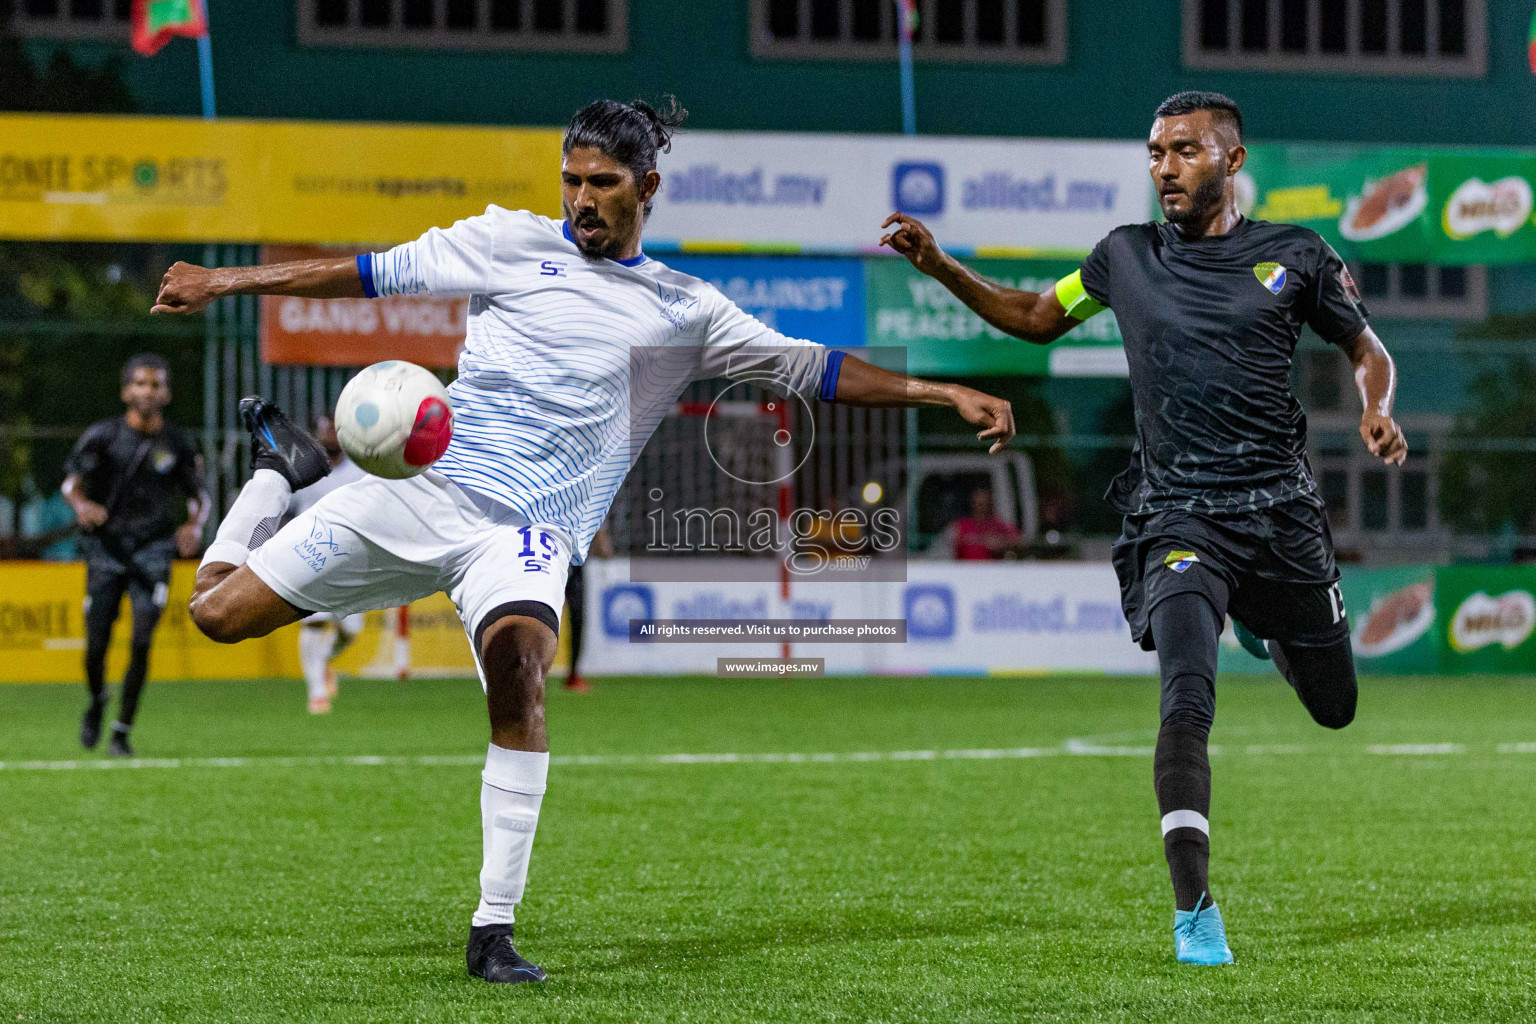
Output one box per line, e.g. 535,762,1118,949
22,0,1536,144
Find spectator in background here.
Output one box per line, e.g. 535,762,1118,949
953,486,1022,561
61,353,208,757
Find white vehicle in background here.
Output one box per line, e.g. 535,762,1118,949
911,451,1038,559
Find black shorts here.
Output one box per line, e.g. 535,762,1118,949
1111,496,1348,651
81,534,175,601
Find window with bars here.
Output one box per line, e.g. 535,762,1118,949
751,0,1066,64
1352,261,1486,319
8,0,133,39
1184,0,1485,76
297,0,627,52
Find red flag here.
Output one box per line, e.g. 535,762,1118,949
132,0,208,57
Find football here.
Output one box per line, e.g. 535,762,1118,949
334,360,454,479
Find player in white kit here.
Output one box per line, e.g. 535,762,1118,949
285,417,367,713
150,98,1017,984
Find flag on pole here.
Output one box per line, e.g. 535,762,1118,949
895,0,918,134
1529,7,1536,74
132,0,208,57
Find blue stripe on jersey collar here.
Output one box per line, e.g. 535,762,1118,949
562,220,649,267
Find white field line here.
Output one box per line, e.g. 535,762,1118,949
1366,743,1466,755
5,738,1531,773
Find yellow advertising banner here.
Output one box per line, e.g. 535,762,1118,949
0,561,569,684
0,113,563,245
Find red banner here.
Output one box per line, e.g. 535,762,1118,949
258,246,466,369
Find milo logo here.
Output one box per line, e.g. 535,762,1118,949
1448,590,1536,653
1442,176,1533,240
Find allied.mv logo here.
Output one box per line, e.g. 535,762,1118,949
892,162,945,216
1253,262,1287,295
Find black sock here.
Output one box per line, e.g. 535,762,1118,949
116,642,152,728
83,611,113,707
1155,723,1213,911
1270,638,1357,729
1148,590,1223,912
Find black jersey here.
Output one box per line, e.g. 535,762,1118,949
1079,217,1369,516
64,417,205,543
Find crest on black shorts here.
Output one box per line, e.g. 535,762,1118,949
1164,550,1200,573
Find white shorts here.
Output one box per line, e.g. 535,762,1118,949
248,471,572,666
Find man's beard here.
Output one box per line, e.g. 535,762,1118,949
1163,171,1227,227
571,217,623,260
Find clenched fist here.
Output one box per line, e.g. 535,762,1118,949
152,262,222,316
1360,411,1407,466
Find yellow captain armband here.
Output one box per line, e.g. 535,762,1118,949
1054,270,1108,321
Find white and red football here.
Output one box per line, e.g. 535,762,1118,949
334,360,453,480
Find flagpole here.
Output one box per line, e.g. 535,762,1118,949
197,32,216,118
897,1,916,135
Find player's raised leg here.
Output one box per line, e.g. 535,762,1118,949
1270,637,1357,729
190,397,330,643
1239,579,1358,731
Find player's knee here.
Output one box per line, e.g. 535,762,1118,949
480,617,554,710
1307,681,1356,729
189,587,252,644
1279,638,1357,729
1314,703,1355,730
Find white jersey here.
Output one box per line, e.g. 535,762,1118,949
289,456,368,518
360,208,838,562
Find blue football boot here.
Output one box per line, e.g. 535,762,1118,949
1173,897,1235,965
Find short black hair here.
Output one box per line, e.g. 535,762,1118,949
563,97,688,216
1154,91,1243,140
122,352,169,387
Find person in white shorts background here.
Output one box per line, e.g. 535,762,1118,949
148,96,1018,985
285,417,367,714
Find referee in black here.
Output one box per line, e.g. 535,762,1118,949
881,91,1405,965
61,353,209,757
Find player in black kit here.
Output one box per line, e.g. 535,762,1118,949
61,354,210,757
881,92,1405,965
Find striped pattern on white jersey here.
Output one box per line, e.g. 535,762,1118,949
360,208,833,562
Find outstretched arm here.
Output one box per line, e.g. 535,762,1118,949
832,354,1015,454
1344,326,1406,466
152,258,364,315
879,213,1079,344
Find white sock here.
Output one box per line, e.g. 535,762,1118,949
298,623,336,700
201,469,291,570
472,744,548,927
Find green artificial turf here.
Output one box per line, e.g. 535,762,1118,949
2,673,1535,1022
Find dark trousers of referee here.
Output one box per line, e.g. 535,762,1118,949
565,562,586,677
82,536,174,738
